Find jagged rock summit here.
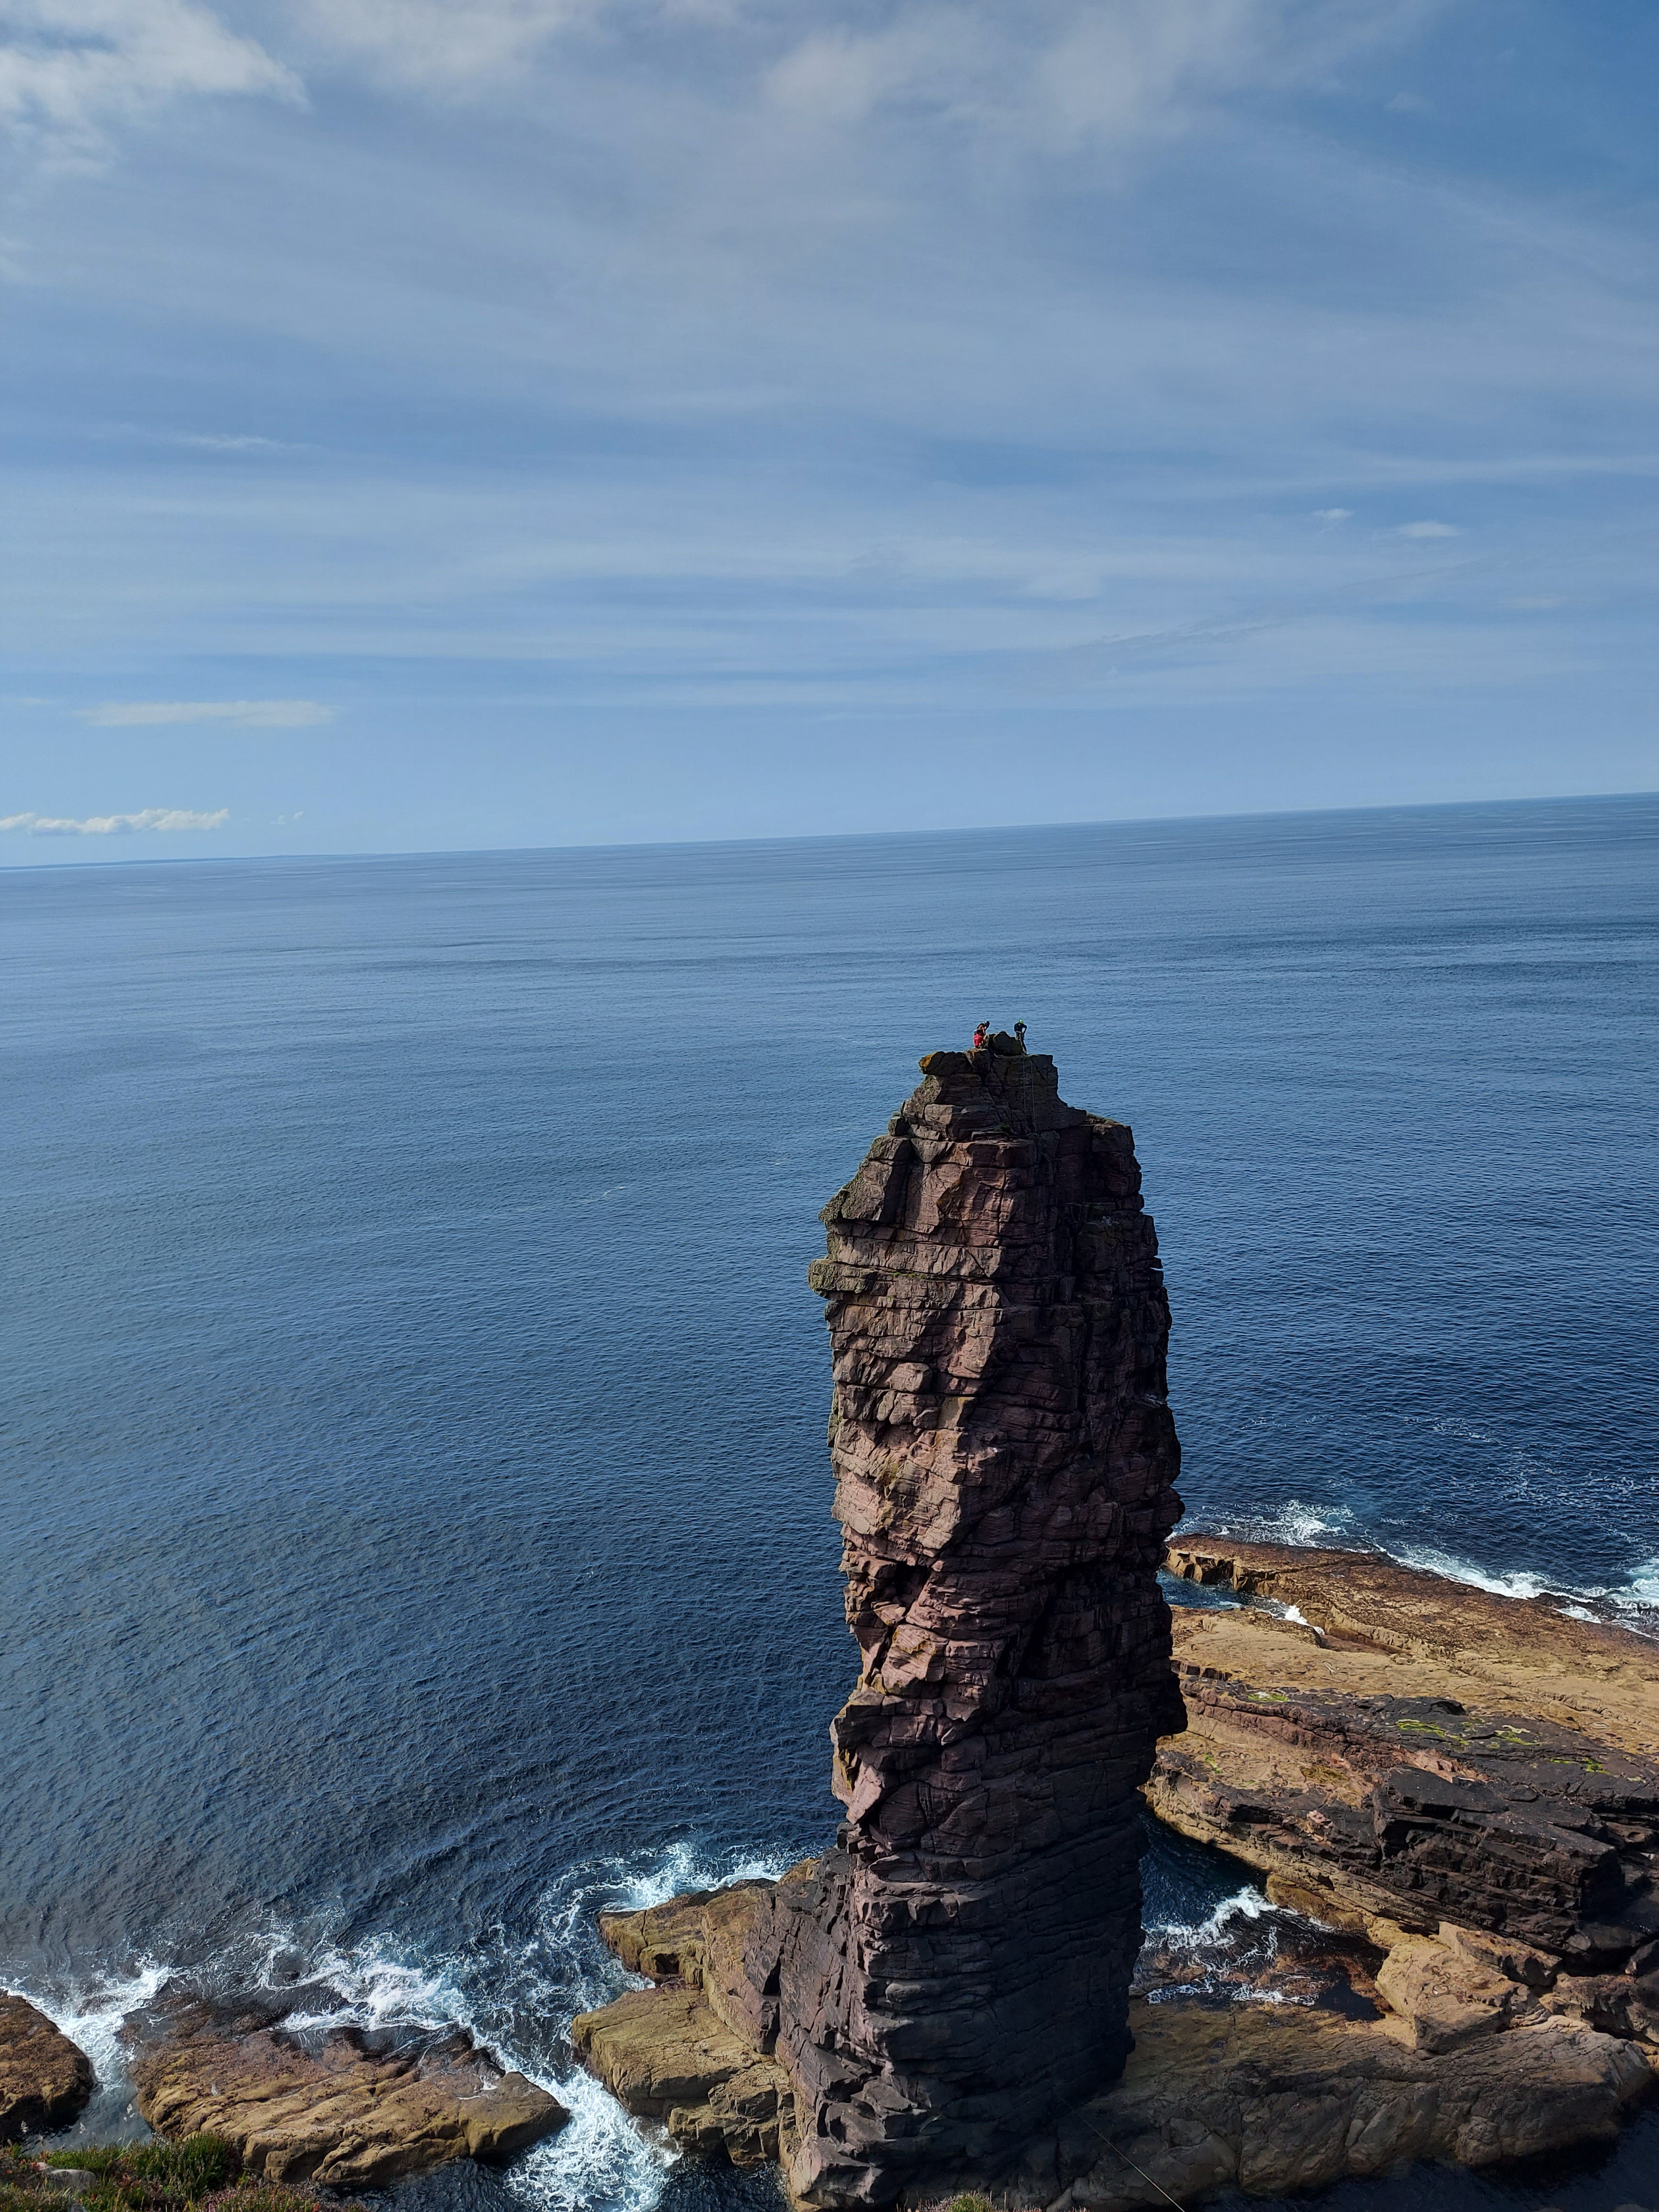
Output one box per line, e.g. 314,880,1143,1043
765,1044,1186,2201
575,1043,1186,2204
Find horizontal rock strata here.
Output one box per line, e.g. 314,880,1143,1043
580,1046,1184,2204
579,1544,1659,2206
1024,1991,1652,2209
1155,1537,1659,1967
779,1047,1184,2204
0,1997,93,2142
126,1991,566,2186
575,1863,1657,2208
573,1881,794,2167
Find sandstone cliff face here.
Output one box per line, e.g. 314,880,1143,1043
749,1047,1185,2204
573,1520,1659,2204
1155,1538,1659,1970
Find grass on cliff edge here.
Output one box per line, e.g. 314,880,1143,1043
0,2136,365,2212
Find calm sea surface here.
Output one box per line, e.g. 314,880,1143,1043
3,797,1657,2212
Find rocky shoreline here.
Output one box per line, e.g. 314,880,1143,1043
9,1538,1657,2205
0,1983,565,2185
8,1051,1656,2208
571,1536,1659,2206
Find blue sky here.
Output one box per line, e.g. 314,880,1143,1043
3,0,1657,861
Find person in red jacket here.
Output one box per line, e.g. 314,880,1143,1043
972,1021,990,1051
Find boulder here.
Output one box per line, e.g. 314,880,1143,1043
125,1993,565,2186
570,1984,788,2166
0,1996,93,2141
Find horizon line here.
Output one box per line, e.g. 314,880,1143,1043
1,785,1654,878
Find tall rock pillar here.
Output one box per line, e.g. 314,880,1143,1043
768,1045,1185,2204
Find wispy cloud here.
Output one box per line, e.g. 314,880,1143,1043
1396,520,1462,538
0,0,300,164
0,806,230,834
762,0,1440,148
91,424,302,453
287,0,598,89
80,699,334,727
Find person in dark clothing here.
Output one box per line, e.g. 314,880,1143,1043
1013,1021,1027,1051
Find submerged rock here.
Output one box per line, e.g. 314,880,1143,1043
0,1995,93,2141
125,1991,566,2186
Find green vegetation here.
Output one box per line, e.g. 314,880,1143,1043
0,2138,362,2212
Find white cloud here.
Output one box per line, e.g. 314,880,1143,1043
1396,519,1462,537
763,0,1441,148
276,0,1442,124
0,0,300,160
0,806,230,833
80,698,334,726
91,425,301,452
286,0,600,88
1313,508,1353,521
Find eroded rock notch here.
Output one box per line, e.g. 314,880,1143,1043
755,1044,1185,2201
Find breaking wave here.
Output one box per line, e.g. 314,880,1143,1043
7,1841,796,2212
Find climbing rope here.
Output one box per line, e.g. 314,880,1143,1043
1077,2113,1187,2212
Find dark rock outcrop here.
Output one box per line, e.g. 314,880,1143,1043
756,1048,1184,2203
579,1865,1657,2208
0,1996,93,2141
1154,1537,1659,1967
577,1046,1184,2203
1019,1992,1652,2209
125,1988,566,2185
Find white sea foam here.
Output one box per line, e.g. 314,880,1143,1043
1196,1500,1363,1550
1198,1497,1659,1641
1387,1541,1659,1637
4,1838,798,2211
1387,1545,1556,1601
1148,1884,1270,1949
18,1960,169,2105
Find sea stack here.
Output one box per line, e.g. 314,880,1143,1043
765,1042,1186,2202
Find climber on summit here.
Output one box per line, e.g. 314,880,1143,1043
1014,1021,1028,1051
971,1021,990,1051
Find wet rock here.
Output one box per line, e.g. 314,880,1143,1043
570,1982,788,2167
124,1994,566,2186
0,1996,93,2142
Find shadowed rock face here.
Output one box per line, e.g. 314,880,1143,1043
0,1995,93,2142
758,1047,1185,2205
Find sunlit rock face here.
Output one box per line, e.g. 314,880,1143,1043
764,1044,1186,2206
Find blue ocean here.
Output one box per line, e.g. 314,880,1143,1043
3,795,1657,2211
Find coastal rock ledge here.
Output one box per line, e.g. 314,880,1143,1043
0,1995,93,2141
572,1049,1659,2207
578,1541,1659,2207
125,1988,567,2186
